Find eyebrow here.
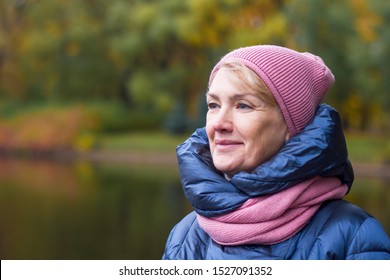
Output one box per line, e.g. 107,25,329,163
206,91,259,101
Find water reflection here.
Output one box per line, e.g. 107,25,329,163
0,157,190,259
0,158,388,259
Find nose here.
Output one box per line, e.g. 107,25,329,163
210,107,233,132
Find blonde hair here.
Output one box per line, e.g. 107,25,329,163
217,59,278,108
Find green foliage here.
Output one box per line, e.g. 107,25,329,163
163,101,190,134
1,0,389,154
83,101,164,132
285,0,390,131
0,0,286,128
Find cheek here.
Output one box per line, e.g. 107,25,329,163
255,122,287,155
246,116,287,156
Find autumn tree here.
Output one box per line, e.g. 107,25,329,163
285,0,390,131
0,0,286,132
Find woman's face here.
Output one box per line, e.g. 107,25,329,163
206,68,289,177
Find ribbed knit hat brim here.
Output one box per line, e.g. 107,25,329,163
209,45,335,137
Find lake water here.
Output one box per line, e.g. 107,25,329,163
0,157,389,259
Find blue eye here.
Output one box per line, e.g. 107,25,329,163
208,103,219,110
238,103,251,110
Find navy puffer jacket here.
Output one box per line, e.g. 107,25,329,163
163,105,390,259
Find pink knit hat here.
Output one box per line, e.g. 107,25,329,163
209,45,335,137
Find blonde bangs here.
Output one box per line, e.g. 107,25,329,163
218,60,278,108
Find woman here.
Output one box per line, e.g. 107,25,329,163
163,45,390,259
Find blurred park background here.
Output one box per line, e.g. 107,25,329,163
0,0,389,259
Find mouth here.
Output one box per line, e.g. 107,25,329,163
214,139,243,151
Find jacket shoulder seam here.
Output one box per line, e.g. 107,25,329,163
346,216,387,257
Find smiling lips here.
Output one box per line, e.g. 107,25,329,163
215,139,243,151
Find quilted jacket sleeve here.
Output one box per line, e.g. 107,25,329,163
346,216,390,259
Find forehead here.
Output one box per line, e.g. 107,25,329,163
207,68,260,101
208,67,255,93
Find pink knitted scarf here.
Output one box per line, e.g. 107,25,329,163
197,176,348,245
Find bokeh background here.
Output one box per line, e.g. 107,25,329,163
0,0,389,259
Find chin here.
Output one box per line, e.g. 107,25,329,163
214,164,237,175
212,157,242,174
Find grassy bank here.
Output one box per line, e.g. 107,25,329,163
345,133,390,164
98,131,188,153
